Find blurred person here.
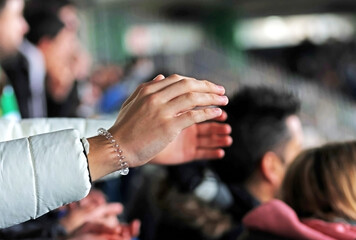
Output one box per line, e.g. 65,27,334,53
45,0,94,118
213,86,303,239
96,58,155,114
25,11,79,116
89,64,125,115
2,0,87,118
240,140,356,240
0,0,232,231
0,189,140,239
147,86,303,240
36,0,89,117
60,189,140,240
0,0,28,119
90,65,123,92
0,0,27,58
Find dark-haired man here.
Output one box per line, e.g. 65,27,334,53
143,86,303,240
3,1,81,118
213,86,303,239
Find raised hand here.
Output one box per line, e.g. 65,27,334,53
151,111,232,165
66,221,140,240
87,74,228,180
65,222,121,240
60,202,123,234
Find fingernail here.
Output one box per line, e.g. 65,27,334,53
217,85,225,91
225,125,232,133
153,74,165,81
213,108,223,115
220,96,228,102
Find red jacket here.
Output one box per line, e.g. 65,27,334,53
242,199,356,240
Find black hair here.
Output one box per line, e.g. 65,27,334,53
0,0,6,12
212,86,300,184
24,0,75,19
25,11,64,45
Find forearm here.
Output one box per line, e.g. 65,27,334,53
86,135,118,181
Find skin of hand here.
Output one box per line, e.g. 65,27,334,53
65,222,122,240
59,202,123,234
67,234,122,240
64,217,141,240
151,110,232,165
64,189,107,213
87,74,229,181
78,189,107,208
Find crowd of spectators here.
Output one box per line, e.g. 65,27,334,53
2,0,356,240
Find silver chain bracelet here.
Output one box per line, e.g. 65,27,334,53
98,128,129,175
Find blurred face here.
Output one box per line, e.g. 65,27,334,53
41,28,77,102
0,0,28,58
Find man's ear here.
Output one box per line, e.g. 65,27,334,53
260,151,283,185
37,36,52,50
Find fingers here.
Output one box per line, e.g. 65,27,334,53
123,75,225,110
129,219,141,237
152,74,165,82
89,224,119,235
101,203,123,216
88,234,122,240
213,110,228,122
195,148,226,160
121,74,169,108
92,203,123,218
137,74,191,96
164,92,228,116
196,122,232,151
196,122,232,136
132,73,168,99
78,222,120,235
158,78,226,103
197,135,233,148
80,189,107,207
174,108,224,130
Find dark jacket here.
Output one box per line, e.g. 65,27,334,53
218,185,260,240
2,52,80,118
1,53,31,118
0,212,66,240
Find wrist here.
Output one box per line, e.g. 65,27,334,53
97,128,129,175
86,128,130,182
86,135,116,181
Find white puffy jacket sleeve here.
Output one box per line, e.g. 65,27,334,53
0,118,113,141
0,118,113,228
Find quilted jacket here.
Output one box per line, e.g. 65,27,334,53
0,118,112,228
